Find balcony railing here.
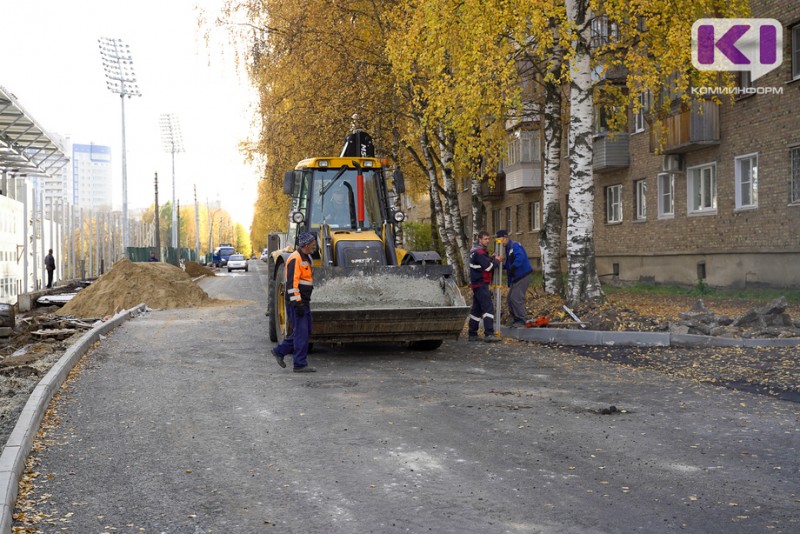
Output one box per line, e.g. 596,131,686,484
649,101,720,154
505,162,542,192
480,173,505,200
592,132,630,173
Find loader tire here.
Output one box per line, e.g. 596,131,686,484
272,263,290,344
268,261,279,342
409,340,443,351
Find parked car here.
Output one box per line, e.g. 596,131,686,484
260,248,269,262
227,254,248,272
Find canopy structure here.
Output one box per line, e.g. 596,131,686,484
0,84,69,177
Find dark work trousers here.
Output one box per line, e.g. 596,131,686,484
507,272,532,323
274,303,312,369
468,285,495,338
46,269,54,289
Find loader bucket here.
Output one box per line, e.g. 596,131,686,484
308,264,468,344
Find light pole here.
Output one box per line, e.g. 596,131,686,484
98,37,141,256
159,113,184,249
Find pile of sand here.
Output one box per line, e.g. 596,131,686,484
57,259,212,318
184,261,215,278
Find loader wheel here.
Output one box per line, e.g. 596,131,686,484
272,263,290,344
409,340,443,351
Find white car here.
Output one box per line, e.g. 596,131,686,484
227,254,248,272
260,248,269,262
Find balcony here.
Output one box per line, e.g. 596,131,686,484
480,172,505,200
592,132,630,173
649,101,720,154
505,162,542,193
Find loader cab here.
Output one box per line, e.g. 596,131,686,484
284,158,395,238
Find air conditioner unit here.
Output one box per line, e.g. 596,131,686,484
662,154,684,172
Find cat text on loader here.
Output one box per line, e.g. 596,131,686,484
267,131,468,350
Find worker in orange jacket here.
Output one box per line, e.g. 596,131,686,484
272,232,317,373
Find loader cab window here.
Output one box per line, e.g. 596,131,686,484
310,168,384,229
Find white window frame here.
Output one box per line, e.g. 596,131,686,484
530,201,541,231
657,173,674,218
606,184,622,223
734,153,758,210
506,131,541,165
634,93,646,133
687,162,717,215
634,179,647,220
505,206,512,233
791,146,800,205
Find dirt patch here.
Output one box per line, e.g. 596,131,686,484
184,261,215,278
56,259,216,318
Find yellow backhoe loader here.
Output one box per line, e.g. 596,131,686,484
267,131,468,350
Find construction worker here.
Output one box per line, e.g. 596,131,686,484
467,230,501,342
272,232,318,372
496,229,533,328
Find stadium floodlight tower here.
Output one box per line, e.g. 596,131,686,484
159,113,184,248
98,37,141,255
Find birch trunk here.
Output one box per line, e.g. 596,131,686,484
437,128,470,281
565,0,604,307
420,130,465,286
470,176,483,241
539,79,564,296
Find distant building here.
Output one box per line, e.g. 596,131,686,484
72,143,112,210
39,133,71,217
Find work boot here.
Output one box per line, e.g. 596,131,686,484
271,348,286,368
484,335,501,343
293,366,317,373
467,336,481,342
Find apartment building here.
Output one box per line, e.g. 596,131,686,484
466,1,800,289
72,143,112,211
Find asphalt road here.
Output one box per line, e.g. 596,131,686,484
13,261,800,533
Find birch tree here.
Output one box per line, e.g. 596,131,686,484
565,0,604,306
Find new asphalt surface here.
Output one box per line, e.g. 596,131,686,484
9,261,800,533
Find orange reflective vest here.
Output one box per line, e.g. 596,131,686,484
285,249,313,305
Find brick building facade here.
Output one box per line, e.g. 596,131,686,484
455,1,800,289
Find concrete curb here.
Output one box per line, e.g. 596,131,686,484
0,303,147,533
501,326,800,347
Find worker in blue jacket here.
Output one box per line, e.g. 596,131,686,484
497,229,533,328
468,230,501,342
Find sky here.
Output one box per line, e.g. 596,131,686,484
1,0,259,227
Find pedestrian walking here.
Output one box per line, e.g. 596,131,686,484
496,230,534,328
271,232,318,372
44,248,56,289
468,230,501,342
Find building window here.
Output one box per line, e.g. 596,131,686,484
506,131,540,165
515,204,523,233
590,15,619,49
606,184,622,223
793,25,800,80
735,153,758,209
634,179,647,220
634,92,647,133
491,208,501,234
658,173,674,218
505,206,512,233
791,147,800,204
687,163,717,214
529,201,541,231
